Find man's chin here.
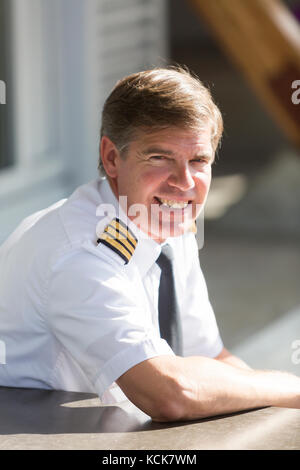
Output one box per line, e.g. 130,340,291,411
147,219,196,242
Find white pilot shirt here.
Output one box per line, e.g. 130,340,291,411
0,177,223,404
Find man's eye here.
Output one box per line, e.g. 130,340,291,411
150,155,165,161
192,158,208,164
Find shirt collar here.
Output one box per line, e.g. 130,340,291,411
97,177,162,278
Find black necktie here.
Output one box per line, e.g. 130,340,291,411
156,244,183,356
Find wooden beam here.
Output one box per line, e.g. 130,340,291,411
188,0,300,148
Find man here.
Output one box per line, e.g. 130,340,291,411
0,67,299,422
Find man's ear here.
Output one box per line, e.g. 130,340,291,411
100,136,120,178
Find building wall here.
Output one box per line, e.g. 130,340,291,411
0,0,168,244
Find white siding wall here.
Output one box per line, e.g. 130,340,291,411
0,0,168,243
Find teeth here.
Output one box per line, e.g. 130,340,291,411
157,198,189,209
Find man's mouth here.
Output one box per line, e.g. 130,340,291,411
154,197,191,209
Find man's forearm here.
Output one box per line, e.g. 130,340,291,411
171,356,300,421
117,354,300,422
215,347,252,370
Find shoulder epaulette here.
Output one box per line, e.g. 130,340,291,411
97,217,138,264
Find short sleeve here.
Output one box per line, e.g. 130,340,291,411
179,234,224,358
46,248,174,398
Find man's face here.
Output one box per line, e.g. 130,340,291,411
108,125,214,242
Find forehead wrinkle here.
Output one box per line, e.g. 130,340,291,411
141,146,175,156
131,128,214,161
139,146,214,164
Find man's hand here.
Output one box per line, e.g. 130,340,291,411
116,353,300,422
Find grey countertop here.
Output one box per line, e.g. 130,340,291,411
0,386,299,450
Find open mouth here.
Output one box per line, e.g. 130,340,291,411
154,197,191,209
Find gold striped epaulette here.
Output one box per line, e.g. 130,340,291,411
97,217,138,264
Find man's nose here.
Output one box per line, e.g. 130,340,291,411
167,165,195,192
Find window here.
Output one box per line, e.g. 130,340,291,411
0,0,168,244
0,0,13,170
0,0,67,243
